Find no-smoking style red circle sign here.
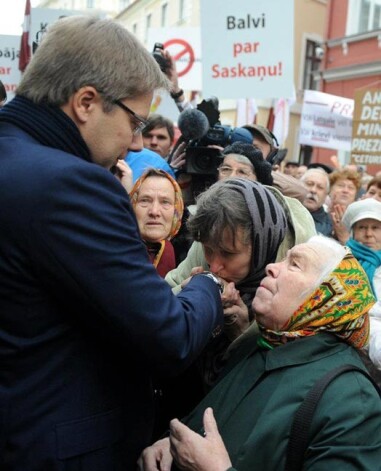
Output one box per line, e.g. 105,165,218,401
163,38,195,77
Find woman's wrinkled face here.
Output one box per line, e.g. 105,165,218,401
217,155,257,181
353,218,381,251
203,227,252,283
253,243,329,331
134,176,175,243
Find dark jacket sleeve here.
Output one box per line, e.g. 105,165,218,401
26,162,223,374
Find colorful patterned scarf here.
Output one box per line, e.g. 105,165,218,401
129,169,184,240
259,249,375,349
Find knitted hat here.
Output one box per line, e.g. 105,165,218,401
342,198,381,231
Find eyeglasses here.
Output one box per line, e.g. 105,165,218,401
113,100,148,135
218,165,253,178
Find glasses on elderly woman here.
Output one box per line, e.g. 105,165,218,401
113,100,148,135
218,165,253,178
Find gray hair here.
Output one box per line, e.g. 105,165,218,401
308,235,347,285
301,168,330,193
17,16,169,108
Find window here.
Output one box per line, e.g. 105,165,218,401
179,0,186,21
347,0,381,34
302,40,323,91
145,14,152,42
161,3,168,27
86,0,94,8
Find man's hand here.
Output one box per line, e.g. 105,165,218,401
170,141,187,170
137,438,172,471
114,159,134,193
169,408,232,471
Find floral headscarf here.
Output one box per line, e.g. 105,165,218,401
259,248,375,349
129,169,184,240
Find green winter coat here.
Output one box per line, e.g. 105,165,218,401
181,333,381,471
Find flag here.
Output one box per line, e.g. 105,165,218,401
271,92,296,147
266,99,275,132
235,98,258,127
19,0,31,72
272,99,289,147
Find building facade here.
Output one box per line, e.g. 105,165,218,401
315,0,381,173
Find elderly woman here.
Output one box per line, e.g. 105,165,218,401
129,168,184,277
139,236,381,471
343,198,381,370
217,141,273,184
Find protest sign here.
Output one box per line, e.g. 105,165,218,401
299,90,353,151
350,88,381,165
30,8,87,53
0,35,21,101
199,0,294,99
147,28,201,91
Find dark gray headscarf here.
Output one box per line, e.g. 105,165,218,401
222,178,288,305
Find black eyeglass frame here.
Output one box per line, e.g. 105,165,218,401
113,99,149,135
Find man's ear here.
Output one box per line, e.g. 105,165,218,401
64,86,101,124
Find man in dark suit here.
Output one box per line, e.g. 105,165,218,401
0,16,224,470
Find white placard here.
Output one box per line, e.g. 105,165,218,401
299,90,354,151
0,35,22,101
30,8,88,52
199,0,294,99
147,28,202,91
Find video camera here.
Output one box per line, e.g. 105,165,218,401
185,97,253,175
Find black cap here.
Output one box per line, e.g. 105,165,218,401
307,163,334,174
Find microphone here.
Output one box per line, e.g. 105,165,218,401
168,109,210,164
177,108,210,141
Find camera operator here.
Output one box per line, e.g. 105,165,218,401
243,123,308,202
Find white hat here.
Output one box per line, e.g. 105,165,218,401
342,198,381,230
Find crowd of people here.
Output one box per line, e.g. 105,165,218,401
0,15,380,471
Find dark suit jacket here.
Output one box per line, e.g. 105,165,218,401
0,122,223,470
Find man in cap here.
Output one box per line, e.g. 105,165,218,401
243,123,307,202
284,161,300,178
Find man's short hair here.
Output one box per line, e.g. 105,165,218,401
17,16,169,109
143,114,175,143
